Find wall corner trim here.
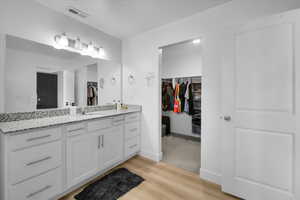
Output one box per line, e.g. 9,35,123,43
139,151,162,162
200,168,222,185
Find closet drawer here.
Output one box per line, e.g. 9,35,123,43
125,122,140,140
9,168,62,200
9,127,61,151
125,136,140,157
125,113,140,123
9,140,62,184
88,118,112,132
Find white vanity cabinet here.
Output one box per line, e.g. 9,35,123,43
66,123,99,188
3,127,63,200
0,111,141,200
100,117,124,170
124,113,141,158
86,116,124,173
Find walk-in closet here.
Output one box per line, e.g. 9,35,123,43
160,39,202,173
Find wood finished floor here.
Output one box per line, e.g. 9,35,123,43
59,156,239,200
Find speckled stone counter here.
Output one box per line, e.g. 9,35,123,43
0,106,141,134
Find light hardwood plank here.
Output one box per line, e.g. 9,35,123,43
59,156,239,200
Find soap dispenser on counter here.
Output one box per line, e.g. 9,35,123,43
117,100,122,111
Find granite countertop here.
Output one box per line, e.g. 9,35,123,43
0,107,141,134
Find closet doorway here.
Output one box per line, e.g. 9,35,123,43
160,39,202,174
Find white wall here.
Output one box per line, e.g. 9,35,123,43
0,0,121,112
161,41,202,79
0,35,5,112
98,60,122,105
122,0,300,184
161,41,202,137
63,71,75,106
86,64,98,82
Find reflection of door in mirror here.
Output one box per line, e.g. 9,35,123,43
86,63,98,106
87,82,98,106
36,72,58,109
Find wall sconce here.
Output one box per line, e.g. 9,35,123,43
128,74,135,85
111,77,117,85
145,72,155,87
99,78,105,89
53,33,105,59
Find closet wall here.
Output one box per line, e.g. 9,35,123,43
161,40,202,137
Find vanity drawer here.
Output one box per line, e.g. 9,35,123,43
66,123,86,137
125,122,140,139
125,113,140,123
9,127,62,150
112,116,124,126
125,136,140,157
9,168,62,200
88,118,112,132
9,140,62,184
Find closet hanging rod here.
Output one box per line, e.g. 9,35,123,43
162,75,201,79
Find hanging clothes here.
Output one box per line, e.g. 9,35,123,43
179,82,186,112
162,81,174,111
166,84,174,110
188,83,194,115
184,82,190,113
173,83,181,113
162,86,170,111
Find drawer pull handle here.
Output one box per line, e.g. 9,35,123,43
26,185,52,198
26,156,52,166
130,128,138,132
102,135,104,148
114,119,124,123
68,128,84,132
98,136,101,149
26,135,51,142
129,144,138,149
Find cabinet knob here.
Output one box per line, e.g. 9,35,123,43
223,116,231,122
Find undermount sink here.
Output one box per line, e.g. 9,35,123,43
85,110,118,116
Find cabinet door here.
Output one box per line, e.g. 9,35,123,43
66,133,98,187
101,125,124,170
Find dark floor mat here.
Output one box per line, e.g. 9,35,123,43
74,168,144,200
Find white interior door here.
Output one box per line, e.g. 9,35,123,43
221,12,300,200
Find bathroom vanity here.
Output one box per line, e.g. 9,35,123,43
0,108,141,200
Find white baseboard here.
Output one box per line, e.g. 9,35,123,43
199,168,221,185
139,151,162,162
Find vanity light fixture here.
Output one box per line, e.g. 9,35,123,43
192,39,201,44
53,33,105,59
54,33,69,49
75,37,82,50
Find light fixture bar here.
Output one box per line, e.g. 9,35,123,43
53,33,105,59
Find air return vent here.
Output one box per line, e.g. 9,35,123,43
67,7,89,18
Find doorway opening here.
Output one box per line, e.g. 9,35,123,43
36,72,58,109
159,38,202,174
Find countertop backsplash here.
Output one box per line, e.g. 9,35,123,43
0,105,117,123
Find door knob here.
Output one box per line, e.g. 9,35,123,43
224,116,231,121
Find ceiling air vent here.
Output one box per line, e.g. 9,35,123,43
67,7,89,18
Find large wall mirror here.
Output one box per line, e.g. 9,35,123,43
3,35,122,113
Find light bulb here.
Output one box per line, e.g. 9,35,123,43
75,37,82,50
99,47,105,58
59,33,69,47
87,42,94,53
